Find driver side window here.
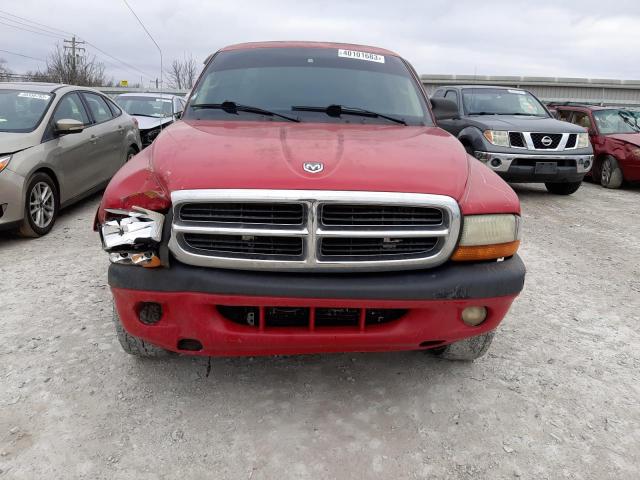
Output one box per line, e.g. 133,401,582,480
52,93,90,125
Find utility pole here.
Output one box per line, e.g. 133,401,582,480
63,36,86,82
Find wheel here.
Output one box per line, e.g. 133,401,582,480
600,155,623,189
544,181,582,195
126,146,137,162
18,172,59,237
113,304,169,357
429,331,495,361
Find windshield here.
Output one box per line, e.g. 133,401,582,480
185,47,430,126
462,88,548,116
593,109,640,134
0,89,54,133
116,96,173,117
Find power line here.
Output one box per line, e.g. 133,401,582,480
0,8,74,36
0,48,45,62
0,9,155,80
0,19,66,39
122,0,162,88
0,13,68,39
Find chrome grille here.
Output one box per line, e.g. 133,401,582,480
509,132,581,151
169,190,461,272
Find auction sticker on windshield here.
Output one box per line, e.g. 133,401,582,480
17,92,51,100
338,49,385,63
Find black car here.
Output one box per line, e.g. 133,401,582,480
430,85,594,194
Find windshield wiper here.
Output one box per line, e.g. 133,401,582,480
467,111,496,116
496,112,546,116
130,113,159,117
618,111,640,132
291,104,407,125
191,101,300,122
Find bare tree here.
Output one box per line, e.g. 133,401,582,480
166,53,198,89
0,58,11,81
27,45,107,86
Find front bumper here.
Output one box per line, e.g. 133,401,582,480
109,255,526,356
475,151,593,183
0,168,26,230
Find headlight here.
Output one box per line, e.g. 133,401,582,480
483,130,510,147
452,214,521,261
576,133,590,148
101,206,165,267
0,155,11,173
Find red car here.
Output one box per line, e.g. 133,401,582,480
553,104,640,188
96,42,525,361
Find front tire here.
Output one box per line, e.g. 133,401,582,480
18,172,59,237
600,155,623,189
544,181,582,195
113,304,169,357
429,331,495,361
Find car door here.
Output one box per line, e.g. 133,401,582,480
46,92,96,202
81,92,122,183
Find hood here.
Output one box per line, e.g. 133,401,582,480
149,120,470,199
134,116,173,131
608,132,640,147
0,131,40,154
463,115,586,133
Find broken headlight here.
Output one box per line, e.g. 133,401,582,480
100,206,165,267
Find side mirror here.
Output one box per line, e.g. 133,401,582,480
55,119,84,135
430,98,460,121
175,111,182,119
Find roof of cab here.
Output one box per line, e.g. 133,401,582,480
219,41,399,57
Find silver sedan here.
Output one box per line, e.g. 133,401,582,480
0,83,141,236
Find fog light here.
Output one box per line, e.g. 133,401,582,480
461,306,487,326
584,160,591,169
490,158,502,168
138,302,162,325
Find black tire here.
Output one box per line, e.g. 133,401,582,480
429,331,495,362
126,146,137,162
600,155,623,189
113,304,169,357
544,181,582,195
18,172,59,237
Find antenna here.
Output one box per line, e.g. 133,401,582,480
123,0,162,94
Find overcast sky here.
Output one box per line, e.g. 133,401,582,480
2,0,640,85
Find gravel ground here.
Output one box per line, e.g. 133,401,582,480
1,181,639,479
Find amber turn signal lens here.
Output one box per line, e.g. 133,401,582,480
451,240,520,261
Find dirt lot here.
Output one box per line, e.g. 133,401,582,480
1,181,639,479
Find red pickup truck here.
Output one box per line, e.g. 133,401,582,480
96,42,525,361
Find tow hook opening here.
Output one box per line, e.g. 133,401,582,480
137,302,163,325
490,158,502,168
177,338,203,351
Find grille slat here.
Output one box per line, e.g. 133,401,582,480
320,237,438,258
180,202,304,225
321,204,443,227
184,233,303,256
565,133,577,149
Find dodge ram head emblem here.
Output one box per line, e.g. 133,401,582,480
541,136,553,147
303,162,324,173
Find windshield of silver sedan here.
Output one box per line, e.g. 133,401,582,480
0,89,53,132
185,47,430,126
